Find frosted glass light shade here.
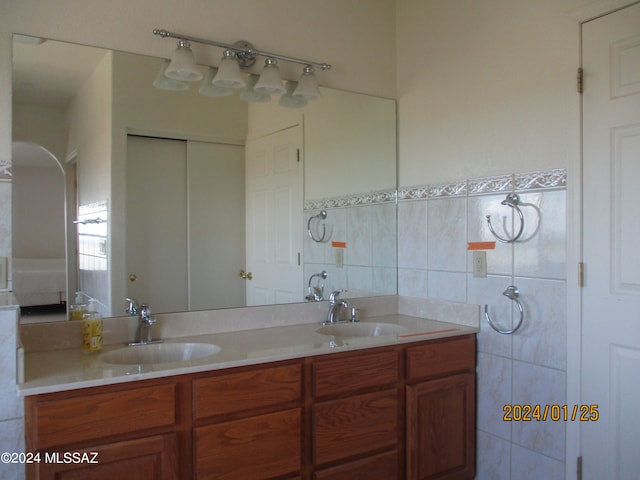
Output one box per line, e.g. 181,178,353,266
279,81,308,108
164,41,203,81
240,74,271,103
254,59,286,95
293,66,320,100
199,67,233,97
153,60,189,91
212,50,246,88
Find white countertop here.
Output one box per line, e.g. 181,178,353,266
19,314,477,396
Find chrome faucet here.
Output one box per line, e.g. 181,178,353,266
125,297,139,316
126,299,161,346
324,290,355,325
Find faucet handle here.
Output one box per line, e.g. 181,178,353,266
125,297,139,316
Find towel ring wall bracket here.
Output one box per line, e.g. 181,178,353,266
308,210,329,243
484,285,525,334
486,192,525,243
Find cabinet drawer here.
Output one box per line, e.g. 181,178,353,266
312,349,399,399
313,450,399,480
406,335,475,381
195,408,301,480
193,363,301,420
313,389,398,466
29,383,176,449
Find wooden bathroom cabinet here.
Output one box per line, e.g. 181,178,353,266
24,334,475,480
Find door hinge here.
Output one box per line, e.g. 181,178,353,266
297,252,301,266
577,456,582,480
577,68,583,94
578,262,585,287
296,148,300,163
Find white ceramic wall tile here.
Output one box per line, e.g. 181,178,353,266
514,190,566,280
477,352,512,440
512,361,566,460
372,267,397,295
511,444,565,480
397,200,428,269
0,418,26,480
347,205,373,265
427,196,467,272
372,203,397,268
476,430,511,480
397,267,428,298
468,274,513,358
346,265,373,295
0,309,20,421
427,271,466,302
467,193,514,275
319,264,347,295
512,277,566,370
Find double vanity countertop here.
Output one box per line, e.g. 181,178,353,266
18,313,478,396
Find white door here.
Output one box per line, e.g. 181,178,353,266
245,126,303,306
581,4,640,479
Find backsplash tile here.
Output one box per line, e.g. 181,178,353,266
399,168,567,478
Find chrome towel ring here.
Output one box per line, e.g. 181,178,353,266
308,210,329,243
486,193,525,243
484,285,525,334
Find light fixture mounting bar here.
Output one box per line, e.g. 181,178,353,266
153,28,331,70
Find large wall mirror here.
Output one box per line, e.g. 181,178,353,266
11,35,397,320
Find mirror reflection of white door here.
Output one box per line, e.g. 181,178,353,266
245,125,303,306
126,135,245,312
581,3,640,478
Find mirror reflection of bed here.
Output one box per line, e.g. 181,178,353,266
12,141,68,323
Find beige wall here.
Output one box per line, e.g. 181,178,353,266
396,0,585,186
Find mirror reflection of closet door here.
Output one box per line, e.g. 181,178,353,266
126,135,246,313
126,136,188,312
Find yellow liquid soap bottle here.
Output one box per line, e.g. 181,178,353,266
82,300,103,354
70,292,88,321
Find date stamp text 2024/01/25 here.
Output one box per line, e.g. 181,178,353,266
503,404,599,422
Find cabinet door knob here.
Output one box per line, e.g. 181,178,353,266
129,274,137,282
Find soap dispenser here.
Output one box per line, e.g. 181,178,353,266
70,292,88,321
81,299,103,354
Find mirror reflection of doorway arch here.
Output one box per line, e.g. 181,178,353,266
11,140,73,321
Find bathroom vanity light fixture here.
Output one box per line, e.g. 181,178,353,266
153,28,330,105
164,40,203,81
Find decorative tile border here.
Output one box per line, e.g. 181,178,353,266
515,168,566,190
304,188,396,211
305,169,566,209
398,168,566,201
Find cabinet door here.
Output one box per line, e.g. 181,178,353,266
36,434,179,480
406,373,475,480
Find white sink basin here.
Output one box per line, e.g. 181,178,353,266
100,342,221,365
316,322,408,338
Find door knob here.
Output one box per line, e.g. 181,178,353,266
129,274,137,282
239,269,253,280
